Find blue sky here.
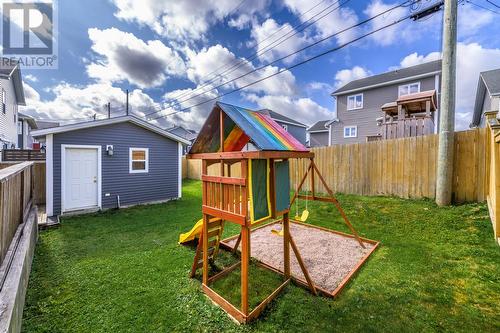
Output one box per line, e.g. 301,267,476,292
20,0,500,130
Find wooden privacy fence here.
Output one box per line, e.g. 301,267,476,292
1,149,45,162
0,162,34,266
0,162,45,205
484,112,500,241
184,128,488,203
290,127,487,203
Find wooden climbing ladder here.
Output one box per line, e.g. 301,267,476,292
190,218,224,278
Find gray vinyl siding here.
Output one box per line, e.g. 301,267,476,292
331,76,437,144
52,122,179,215
275,120,306,145
309,131,329,147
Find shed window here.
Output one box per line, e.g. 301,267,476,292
129,148,149,173
347,94,363,110
398,82,420,96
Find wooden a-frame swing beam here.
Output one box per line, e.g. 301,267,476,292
290,158,366,249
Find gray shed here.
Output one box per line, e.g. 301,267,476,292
32,116,190,217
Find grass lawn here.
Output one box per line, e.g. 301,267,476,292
23,180,500,332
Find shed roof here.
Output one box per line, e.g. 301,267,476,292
307,120,330,132
332,60,442,96
189,102,308,154
31,115,191,144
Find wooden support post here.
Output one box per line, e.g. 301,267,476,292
283,212,290,279
289,234,317,296
311,161,365,249
310,157,315,197
290,161,313,207
202,214,209,285
240,224,250,316
232,233,242,253
269,159,276,218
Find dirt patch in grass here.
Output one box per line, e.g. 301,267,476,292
224,222,376,293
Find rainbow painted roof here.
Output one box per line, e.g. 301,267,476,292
190,102,308,153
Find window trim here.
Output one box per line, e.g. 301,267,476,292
398,81,420,97
129,147,149,173
343,126,358,138
347,93,363,110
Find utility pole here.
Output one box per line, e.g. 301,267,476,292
436,0,457,206
107,102,111,119
126,89,129,116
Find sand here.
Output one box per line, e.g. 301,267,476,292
224,222,375,293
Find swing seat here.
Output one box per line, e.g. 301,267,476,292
271,229,284,236
294,209,309,222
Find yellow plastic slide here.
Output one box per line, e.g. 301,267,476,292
178,217,222,244
179,219,203,244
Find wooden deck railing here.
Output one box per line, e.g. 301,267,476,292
0,162,34,265
2,149,45,162
380,116,434,140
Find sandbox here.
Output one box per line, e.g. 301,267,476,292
221,221,379,297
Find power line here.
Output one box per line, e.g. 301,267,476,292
486,0,500,8
466,0,500,13
145,0,414,119
168,0,350,105
149,5,420,122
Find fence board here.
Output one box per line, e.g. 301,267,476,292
185,128,489,203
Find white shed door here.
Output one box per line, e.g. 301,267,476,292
64,148,98,211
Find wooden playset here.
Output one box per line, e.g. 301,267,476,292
183,102,378,323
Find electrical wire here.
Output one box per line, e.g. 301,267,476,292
149,7,418,122
466,0,500,13
145,0,415,119
166,0,351,105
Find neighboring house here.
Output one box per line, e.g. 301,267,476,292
308,120,330,147
31,116,190,217
17,113,38,149
0,60,26,148
264,109,307,145
167,125,198,154
329,60,442,145
471,68,500,128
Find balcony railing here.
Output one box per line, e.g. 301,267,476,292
380,116,434,140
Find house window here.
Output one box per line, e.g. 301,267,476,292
347,94,363,110
281,124,288,131
1,89,5,114
398,82,420,96
343,126,357,138
129,148,149,173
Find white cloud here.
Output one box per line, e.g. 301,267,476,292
363,0,408,46
20,82,159,124
398,51,441,68
24,74,38,82
161,86,219,130
307,81,333,91
249,18,312,64
283,0,359,44
111,0,269,41
334,66,372,89
86,28,186,88
458,3,494,37
245,93,333,126
185,44,297,96
398,43,500,130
